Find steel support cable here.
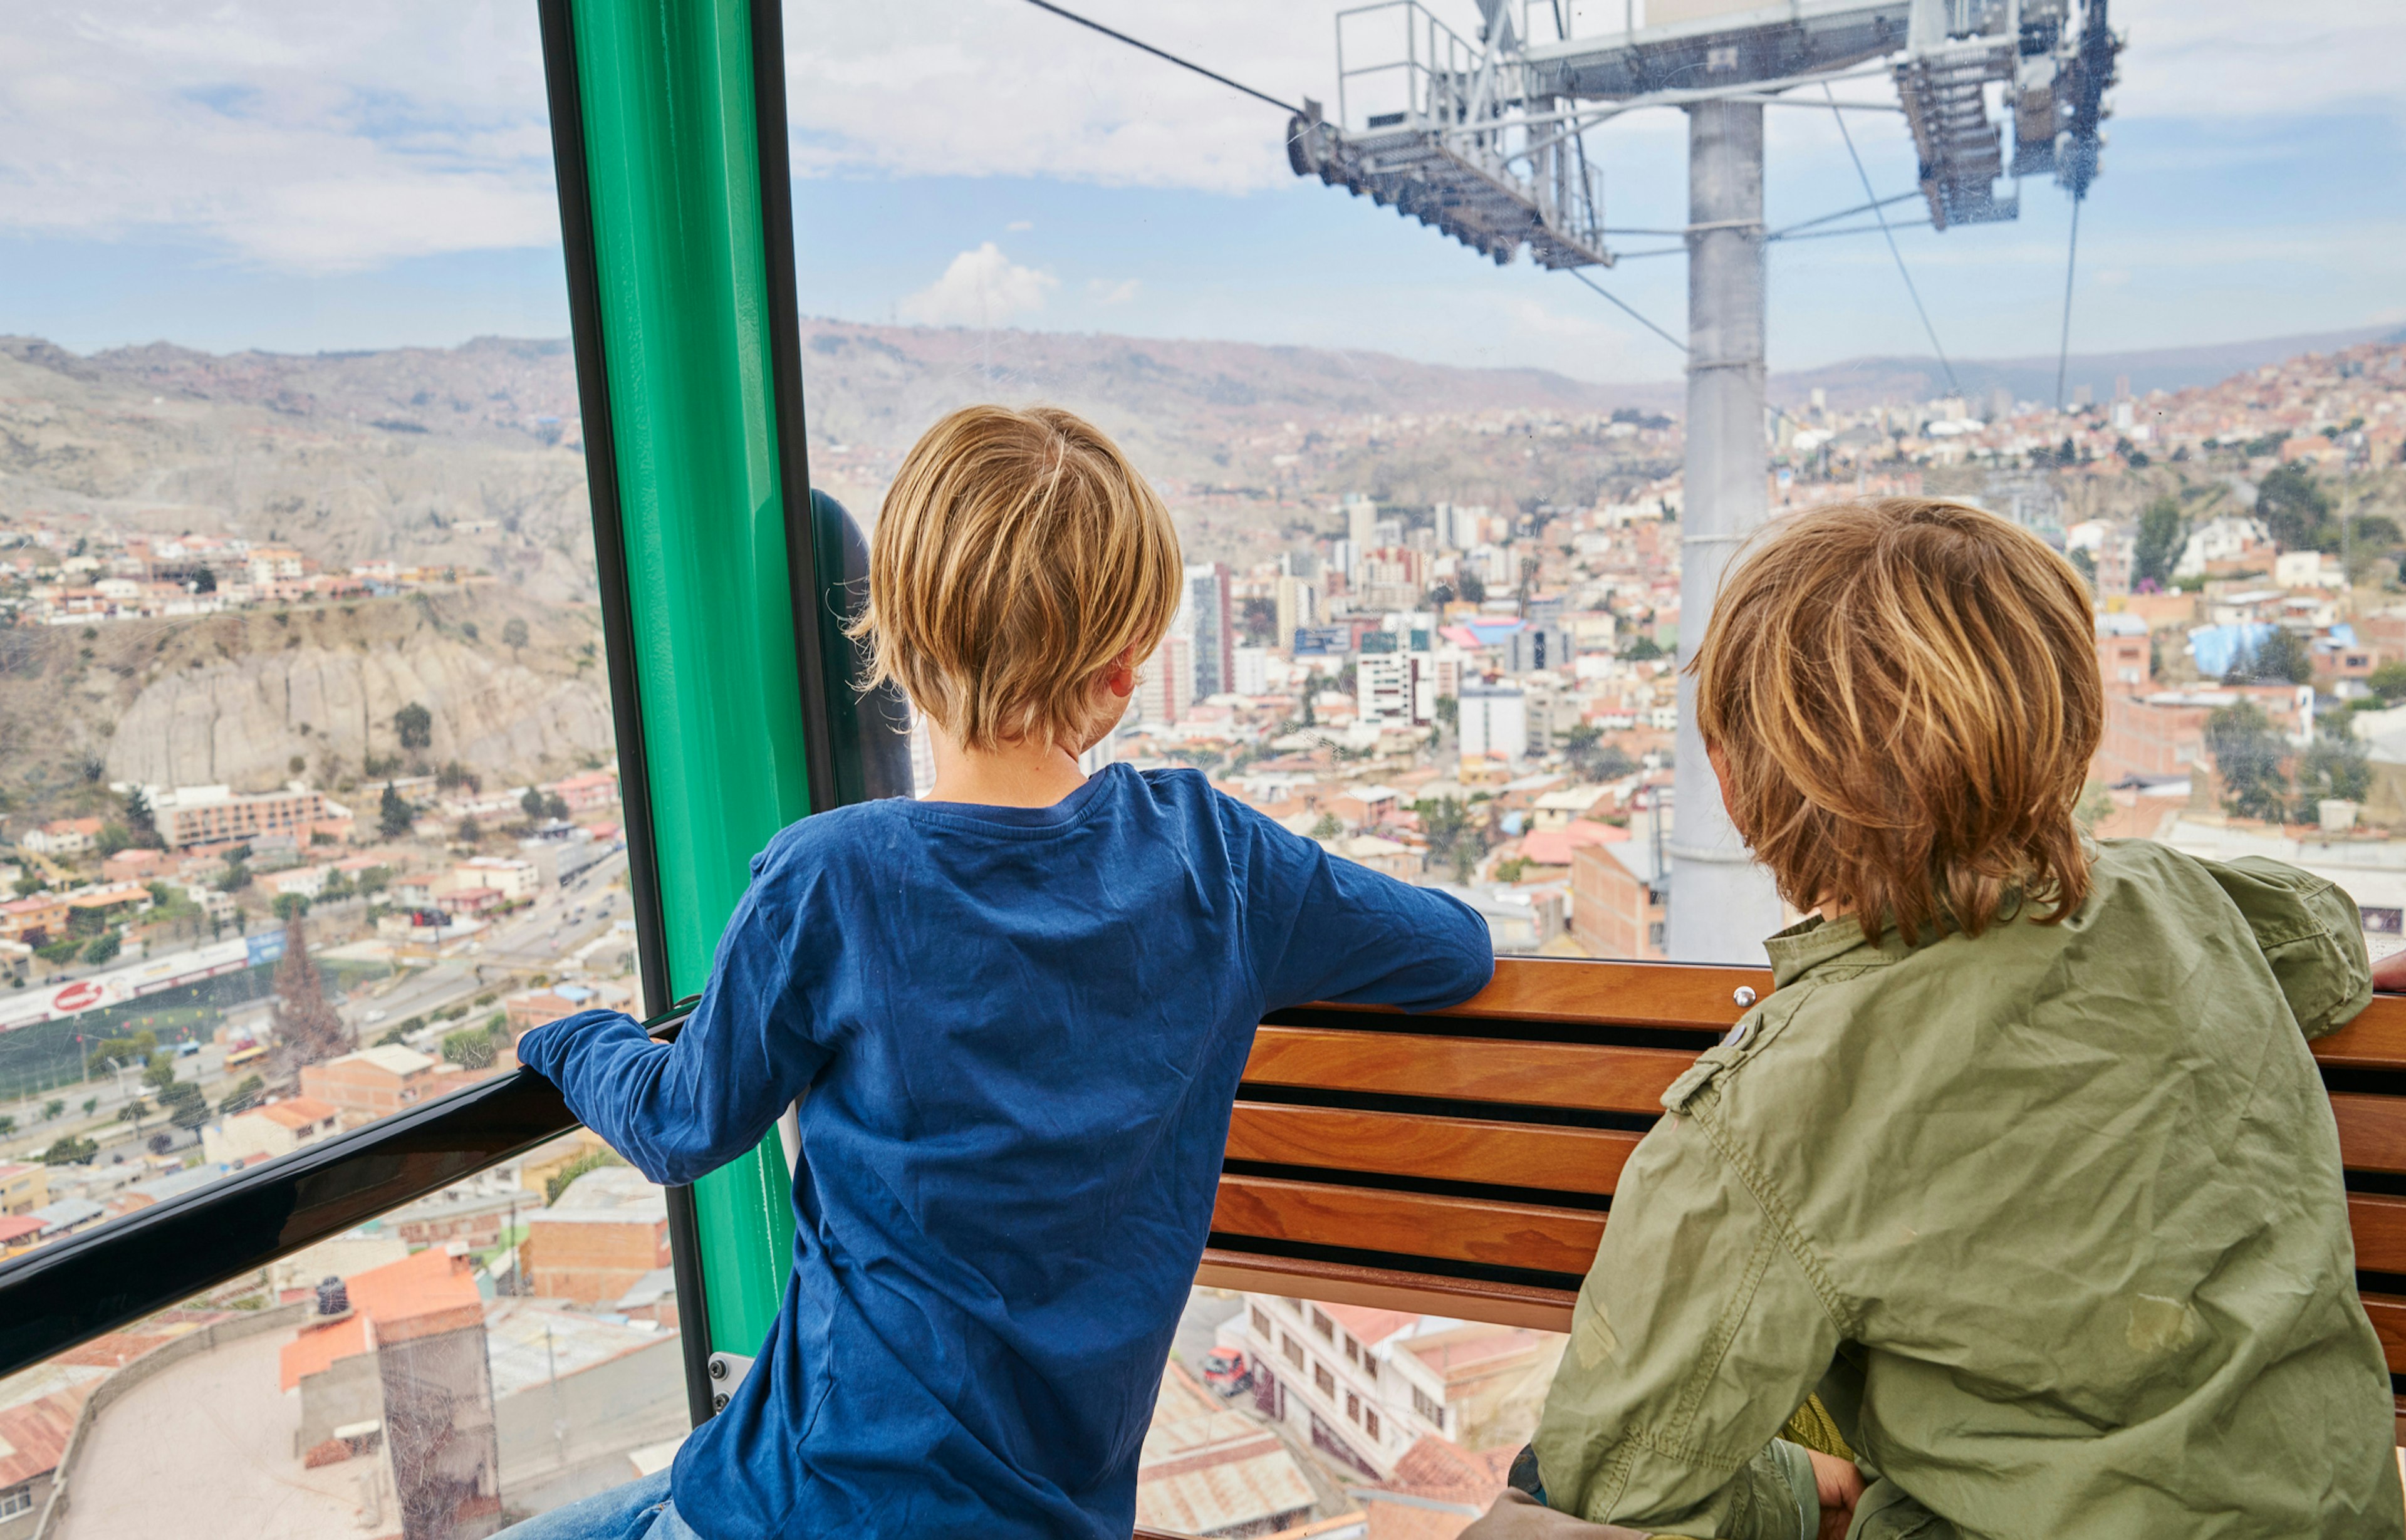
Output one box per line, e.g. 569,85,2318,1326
1822,85,1959,396
2055,195,2083,410
1016,0,1305,117
1570,268,1688,355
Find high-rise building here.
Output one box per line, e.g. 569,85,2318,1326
1458,685,1528,762
1174,562,1233,701
1138,633,1193,725
1274,576,1318,655
1345,494,1377,552
1357,653,1436,729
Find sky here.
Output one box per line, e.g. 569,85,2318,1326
0,0,2399,385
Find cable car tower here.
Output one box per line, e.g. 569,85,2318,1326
1287,0,2119,962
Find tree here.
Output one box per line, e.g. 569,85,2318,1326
42,1099,65,1121
118,1097,151,1124
0,1115,13,1138
502,617,530,658
378,781,415,840
2133,496,2185,591
82,930,120,965
544,793,571,822
2295,736,2372,821
81,1097,98,1116
39,1135,97,1165
2066,548,2098,589
1565,724,1638,783
160,1080,208,1132
2256,464,2333,551
1310,813,1345,841
441,1021,508,1070
1415,796,1491,884
272,892,311,922
394,701,434,751
1456,571,1487,606
1622,635,1665,662
216,856,251,893
217,1074,266,1115
2251,629,2316,685
2204,703,2290,823
2368,662,2406,705
272,907,354,1075
520,786,546,821
142,1055,178,1093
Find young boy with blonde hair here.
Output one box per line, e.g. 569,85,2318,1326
1471,499,2400,1539
508,404,1494,1540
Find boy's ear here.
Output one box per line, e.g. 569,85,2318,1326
1104,645,1139,700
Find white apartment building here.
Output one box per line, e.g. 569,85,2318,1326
1356,654,1428,729
1221,1294,1561,1480
1459,685,1529,762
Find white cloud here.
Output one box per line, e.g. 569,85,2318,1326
898,243,1058,326
0,1,557,272
782,0,2403,195
1006,219,1034,231
0,0,2395,281
1086,278,1142,304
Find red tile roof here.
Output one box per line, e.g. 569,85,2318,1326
278,1246,485,1390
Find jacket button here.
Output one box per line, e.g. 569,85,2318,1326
1732,987,1757,1008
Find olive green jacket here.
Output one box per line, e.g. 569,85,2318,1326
1533,840,2403,1538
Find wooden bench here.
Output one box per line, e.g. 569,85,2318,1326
1196,955,2406,1442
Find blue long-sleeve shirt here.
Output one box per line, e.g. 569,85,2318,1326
516,764,1494,1539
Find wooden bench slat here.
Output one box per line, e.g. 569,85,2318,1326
2336,1094,2406,1175
2362,1293,2406,1376
1227,1102,1640,1197
1195,1247,1578,1333
2353,1194,2406,1276
1399,957,1768,1030
2312,996,2406,1068
1212,1174,1605,1276
1244,1026,1693,1115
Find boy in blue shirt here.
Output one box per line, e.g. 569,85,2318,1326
503,403,1494,1540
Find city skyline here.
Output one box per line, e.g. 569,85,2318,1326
0,1,2398,379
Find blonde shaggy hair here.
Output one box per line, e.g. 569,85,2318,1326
1692,497,2103,940
849,404,1183,753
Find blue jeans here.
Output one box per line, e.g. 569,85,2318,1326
494,1472,702,1540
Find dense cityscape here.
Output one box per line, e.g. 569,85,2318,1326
0,329,2402,1537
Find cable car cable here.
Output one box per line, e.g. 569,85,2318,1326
1823,85,1958,397
2054,196,2083,410
1016,0,1305,117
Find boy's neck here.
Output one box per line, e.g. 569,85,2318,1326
925,729,1091,809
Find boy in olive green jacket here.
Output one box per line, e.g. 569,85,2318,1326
1482,500,2403,1540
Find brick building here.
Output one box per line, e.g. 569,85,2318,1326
1570,839,1665,960
300,1045,439,1126
522,1166,669,1304
202,1096,341,1167
148,784,338,851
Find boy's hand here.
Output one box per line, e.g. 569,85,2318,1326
2373,947,2406,995
1808,1450,1865,1539
1456,1489,1649,1539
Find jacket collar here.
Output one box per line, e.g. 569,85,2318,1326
1763,913,1875,989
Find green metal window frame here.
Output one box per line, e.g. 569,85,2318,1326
538,0,843,1423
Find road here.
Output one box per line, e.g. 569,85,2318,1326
0,849,635,1163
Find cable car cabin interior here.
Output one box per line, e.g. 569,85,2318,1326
3,1,2402,1537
